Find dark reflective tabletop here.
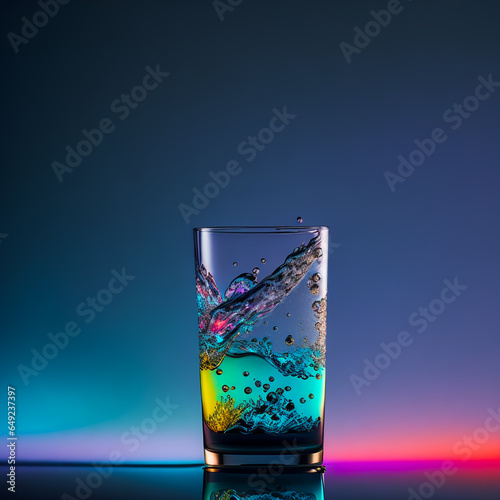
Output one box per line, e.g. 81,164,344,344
6,461,499,499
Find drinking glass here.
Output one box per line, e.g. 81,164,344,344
194,226,328,465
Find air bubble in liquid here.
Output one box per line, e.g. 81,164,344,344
267,392,278,404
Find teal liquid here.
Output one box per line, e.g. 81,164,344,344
201,353,324,434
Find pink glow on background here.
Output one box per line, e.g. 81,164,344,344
323,428,500,462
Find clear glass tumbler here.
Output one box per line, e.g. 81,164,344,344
194,226,328,465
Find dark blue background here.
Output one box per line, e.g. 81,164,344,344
1,0,499,476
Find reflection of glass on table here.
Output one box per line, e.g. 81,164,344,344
203,466,325,500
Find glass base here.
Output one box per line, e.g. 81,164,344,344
204,449,323,466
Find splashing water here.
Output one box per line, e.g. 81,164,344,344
197,234,324,372
228,338,320,380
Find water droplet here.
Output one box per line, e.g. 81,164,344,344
285,401,295,411
311,272,321,283
285,335,294,346
286,313,291,317
264,321,268,326
251,338,258,342
269,376,274,382
231,386,236,390
244,387,252,394
309,284,320,295
216,369,223,375
267,392,278,404
285,386,291,391
233,261,238,267
222,385,229,392
273,326,278,331
271,414,280,421
263,383,270,392
276,388,284,395
255,380,262,388
252,267,260,275
263,337,268,342
309,393,314,399
261,258,266,264
313,248,323,259
316,373,322,380
300,398,306,404
243,371,249,377
297,216,303,224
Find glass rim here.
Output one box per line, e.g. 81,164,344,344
193,225,328,234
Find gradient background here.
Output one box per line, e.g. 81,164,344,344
1,0,499,497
